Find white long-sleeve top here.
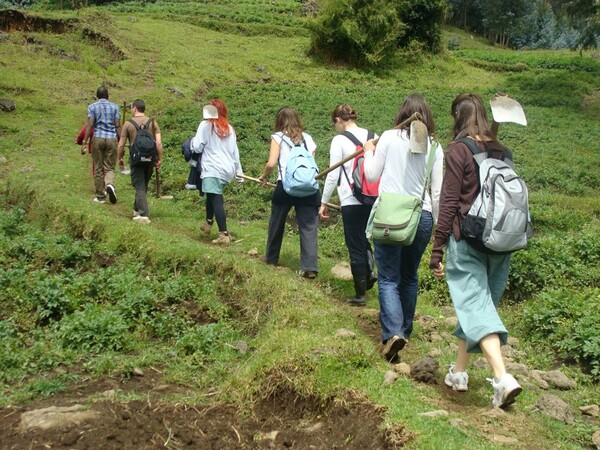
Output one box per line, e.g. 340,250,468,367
363,128,443,222
191,120,243,182
321,126,379,207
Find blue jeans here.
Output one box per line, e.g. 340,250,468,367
375,211,433,343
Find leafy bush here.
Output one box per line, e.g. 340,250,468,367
58,305,129,352
521,288,600,380
308,0,406,67
397,0,447,53
507,228,600,301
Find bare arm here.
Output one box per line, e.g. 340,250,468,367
259,138,281,183
117,122,128,165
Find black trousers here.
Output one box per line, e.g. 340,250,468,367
341,204,373,277
131,163,154,217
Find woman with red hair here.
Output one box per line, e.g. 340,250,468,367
191,98,244,244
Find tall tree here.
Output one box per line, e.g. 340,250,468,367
481,0,531,46
565,0,600,48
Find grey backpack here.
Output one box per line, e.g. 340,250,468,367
459,138,532,253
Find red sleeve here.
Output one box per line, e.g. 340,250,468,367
76,126,86,145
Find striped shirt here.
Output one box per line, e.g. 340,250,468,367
87,99,121,139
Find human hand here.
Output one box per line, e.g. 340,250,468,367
318,204,329,220
81,144,87,155
363,139,376,153
258,176,267,187
432,262,445,280
155,160,162,170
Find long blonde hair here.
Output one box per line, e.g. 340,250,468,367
274,107,304,144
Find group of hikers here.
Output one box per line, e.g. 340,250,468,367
80,86,523,409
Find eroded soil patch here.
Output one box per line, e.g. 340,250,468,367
0,372,400,449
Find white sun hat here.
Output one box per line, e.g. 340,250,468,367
203,104,218,119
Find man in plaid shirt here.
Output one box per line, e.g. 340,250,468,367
82,86,121,204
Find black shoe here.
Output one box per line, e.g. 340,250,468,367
367,272,377,291
381,335,408,361
347,296,366,307
106,184,117,204
297,270,317,279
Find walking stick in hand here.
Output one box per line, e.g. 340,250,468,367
237,174,341,211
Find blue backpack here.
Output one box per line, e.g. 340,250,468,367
278,134,319,197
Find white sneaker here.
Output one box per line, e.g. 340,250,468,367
93,197,105,204
106,184,117,204
489,374,522,408
133,216,151,224
445,364,468,391
133,210,141,218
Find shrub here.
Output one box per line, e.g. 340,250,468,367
396,0,447,53
521,288,600,380
308,0,406,67
58,305,130,352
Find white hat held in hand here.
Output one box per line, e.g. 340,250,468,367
203,105,218,119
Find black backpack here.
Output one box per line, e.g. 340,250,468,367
129,118,157,166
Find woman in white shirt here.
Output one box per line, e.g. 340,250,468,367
259,107,320,278
191,99,243,245
320,104,378,306
363,93,444,361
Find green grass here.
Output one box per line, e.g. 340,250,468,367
1,4,599,449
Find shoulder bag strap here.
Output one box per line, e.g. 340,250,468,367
420,138,437,201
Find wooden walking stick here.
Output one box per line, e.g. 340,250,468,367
236,174,341,211
315,112,425,180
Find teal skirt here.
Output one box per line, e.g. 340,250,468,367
202,177,228,194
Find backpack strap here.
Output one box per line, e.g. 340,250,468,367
339,130,374,186
420,139,437,202
457,137,514,168
128,118,141,130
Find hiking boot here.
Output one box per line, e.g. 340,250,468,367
212,232,231,245
106,184,117,204
133,216,151,224
367,272,377,291
381,335,408,361
489,374,522,408
445,364,469,391
93,197,106,204
347,296,366,307
201,221,213,235
297,270,317,279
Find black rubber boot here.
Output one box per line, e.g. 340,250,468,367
347,274,368,307
366,248,377,290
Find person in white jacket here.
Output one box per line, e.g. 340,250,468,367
363,93,443,361
320,104,379,306
191,99,243,244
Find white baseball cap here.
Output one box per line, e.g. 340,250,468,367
203,105,218,119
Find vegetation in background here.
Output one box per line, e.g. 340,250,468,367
0,3,599,448
446,0,599,49
308,0,447,66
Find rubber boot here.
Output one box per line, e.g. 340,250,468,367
347,274,368,307
366,248,377,290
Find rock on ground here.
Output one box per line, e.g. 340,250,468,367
534,395,574,424
20,405,100,431
410,357,439,384
330,262,353,280
541,370,577,390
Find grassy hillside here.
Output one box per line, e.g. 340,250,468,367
0,4,599,449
